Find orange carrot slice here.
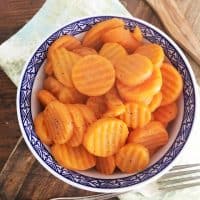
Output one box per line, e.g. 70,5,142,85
153,102,178,124
102,27,140,53
117,66,162,104
99,42,127,66
148,92,162,112
43,101,73,144
104,87,124,109
43,76,63,95
82,18,124,50
75,104,97,126
102,105,126,118
135,44,164,68
37,89,57,106
160,63,183,106
86,96,107,119
51,144,96,170
83,118,128,157
50,48,81,88
116,143,150,173
115,54,153,87
34,112,52,145
132,26,143,42
44,61,53,76
44,76,86,104
96,156,116,175
119,102,151,129
66,104,86,147
72,47,97,56
48,35,81,58
127,121,169,152
72,55,115,96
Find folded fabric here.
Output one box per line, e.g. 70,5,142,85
0,0,199,199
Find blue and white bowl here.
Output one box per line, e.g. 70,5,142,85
17,16,199,193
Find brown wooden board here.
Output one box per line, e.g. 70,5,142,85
0,0,200,199
0,0,45,171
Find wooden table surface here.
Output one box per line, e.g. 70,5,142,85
0,0,200,199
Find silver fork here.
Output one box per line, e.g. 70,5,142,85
50,163,200,200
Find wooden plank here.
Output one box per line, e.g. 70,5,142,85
0,138,35,200
0,0,45,172
0,0,45,43
0,70,20,171
0,0,200,199
176,0,200,84
0,140,98,199
146,0,200,65
16,161,96,199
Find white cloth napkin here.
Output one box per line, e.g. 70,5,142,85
0,1,200,199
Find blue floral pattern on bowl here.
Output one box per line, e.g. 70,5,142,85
18,16,196,190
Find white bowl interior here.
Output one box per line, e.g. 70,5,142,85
31,31,184,179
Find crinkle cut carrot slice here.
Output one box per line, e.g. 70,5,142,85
127,121,169,152
96,156,116,175
116,143,150,173
86,96,107,119
66,104,86,147
72,55,115,96
50,48,81,88
135,43,164,68
99,42,127,66
102,26,140,53
132,26,143,42
116,66,162,104
43,101,73,144
82,18,124,50
115,54,153,87
119,102,151,129
148,92,162,112
160,63,183,106
47,35,81,58
75,104,97,126
153,102,178,124
72,47,97,56
34,112,52,145
83,118,128,157
51,144,96,170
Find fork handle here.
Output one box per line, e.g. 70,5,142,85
145,0,200,66
50,193,118,200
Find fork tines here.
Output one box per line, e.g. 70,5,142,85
158,163,200,191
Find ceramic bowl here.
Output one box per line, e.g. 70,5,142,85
17,16,199,193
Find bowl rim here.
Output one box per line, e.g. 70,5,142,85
16,15,199,193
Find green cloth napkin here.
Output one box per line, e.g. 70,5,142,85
0,0,200,199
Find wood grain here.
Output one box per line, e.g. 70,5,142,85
0,140,96,199
0,0,45,44
0,138,35,200
0,72,20,170
0,0,200,199
146,0,200,65
0,0,45,172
